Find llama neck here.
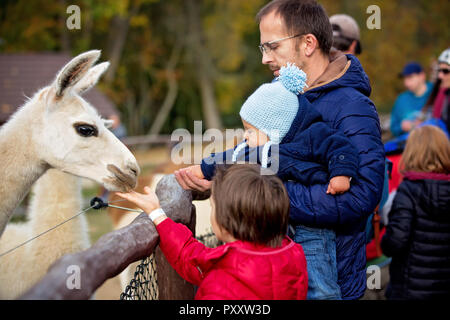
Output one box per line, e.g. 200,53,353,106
0,101,48,237
29,169,83,231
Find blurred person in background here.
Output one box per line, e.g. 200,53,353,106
390,62,433,137
433,48,450,132
329,14,362,57
381,125,450,300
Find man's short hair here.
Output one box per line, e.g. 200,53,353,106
256,0,333,55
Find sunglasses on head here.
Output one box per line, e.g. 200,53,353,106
438,68,450,75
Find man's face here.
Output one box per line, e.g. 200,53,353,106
438,63,450,89
259,11,304,77
403,72,425,94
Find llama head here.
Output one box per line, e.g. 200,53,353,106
35,50,140,192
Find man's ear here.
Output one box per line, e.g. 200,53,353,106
349,40,358,54
303,34,319,57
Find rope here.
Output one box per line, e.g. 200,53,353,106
0,198,129,259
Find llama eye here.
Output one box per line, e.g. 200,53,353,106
74,124,98,137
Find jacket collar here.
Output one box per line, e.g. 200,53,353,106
403,171,450,181
305,52,351,92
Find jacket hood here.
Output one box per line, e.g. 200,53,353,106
305,54,372,99
404,172,450,216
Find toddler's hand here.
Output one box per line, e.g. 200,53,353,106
116,186,160,214
178,165,204,179
326,176,351,195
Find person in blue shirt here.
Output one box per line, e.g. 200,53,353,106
390,62,433,137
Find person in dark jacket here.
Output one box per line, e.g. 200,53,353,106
175,0,385,300
198,62,360,300
381,125,450,300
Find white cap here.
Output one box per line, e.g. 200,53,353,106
438,48,450,65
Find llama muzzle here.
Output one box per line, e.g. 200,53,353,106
106,164,138,192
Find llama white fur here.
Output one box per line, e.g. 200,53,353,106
0,169,90,299
0,50,139,239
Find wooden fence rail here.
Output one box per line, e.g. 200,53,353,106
19,175,197,300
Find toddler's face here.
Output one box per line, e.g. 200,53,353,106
242,119,269,148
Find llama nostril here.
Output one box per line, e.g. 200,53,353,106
128,163,140,177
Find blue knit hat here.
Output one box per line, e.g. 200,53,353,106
239,63,308,144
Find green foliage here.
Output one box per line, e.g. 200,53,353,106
0,0,448,132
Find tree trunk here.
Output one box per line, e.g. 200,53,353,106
186,0,223,130
104,3,141,84
148,42,182,135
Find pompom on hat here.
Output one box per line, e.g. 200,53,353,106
239,63,307,144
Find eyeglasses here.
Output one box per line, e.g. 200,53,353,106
259,34,303,55
438,68,450,75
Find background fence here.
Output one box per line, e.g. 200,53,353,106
120,231,220,300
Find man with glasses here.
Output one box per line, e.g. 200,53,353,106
175,0,385,300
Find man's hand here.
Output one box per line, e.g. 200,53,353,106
174,165,212,192
326,176,351,195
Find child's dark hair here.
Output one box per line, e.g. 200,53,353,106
211,164,290,248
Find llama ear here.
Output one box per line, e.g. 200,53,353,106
73,62,110,95
103,119,115,129
53,50,101,98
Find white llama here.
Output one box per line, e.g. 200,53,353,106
0,169,89,299
0,50,140,239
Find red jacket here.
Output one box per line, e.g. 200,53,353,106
156,218,308,300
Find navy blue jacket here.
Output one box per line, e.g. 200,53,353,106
201,93,359,186
285,54,385,299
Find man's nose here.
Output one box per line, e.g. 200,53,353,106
261,51,272,65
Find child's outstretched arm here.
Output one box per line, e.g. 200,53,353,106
116,188,214,286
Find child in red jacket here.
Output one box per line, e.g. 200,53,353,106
117,164,308,300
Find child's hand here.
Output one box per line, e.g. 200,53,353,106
116,186,161,214
326,176,351,195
